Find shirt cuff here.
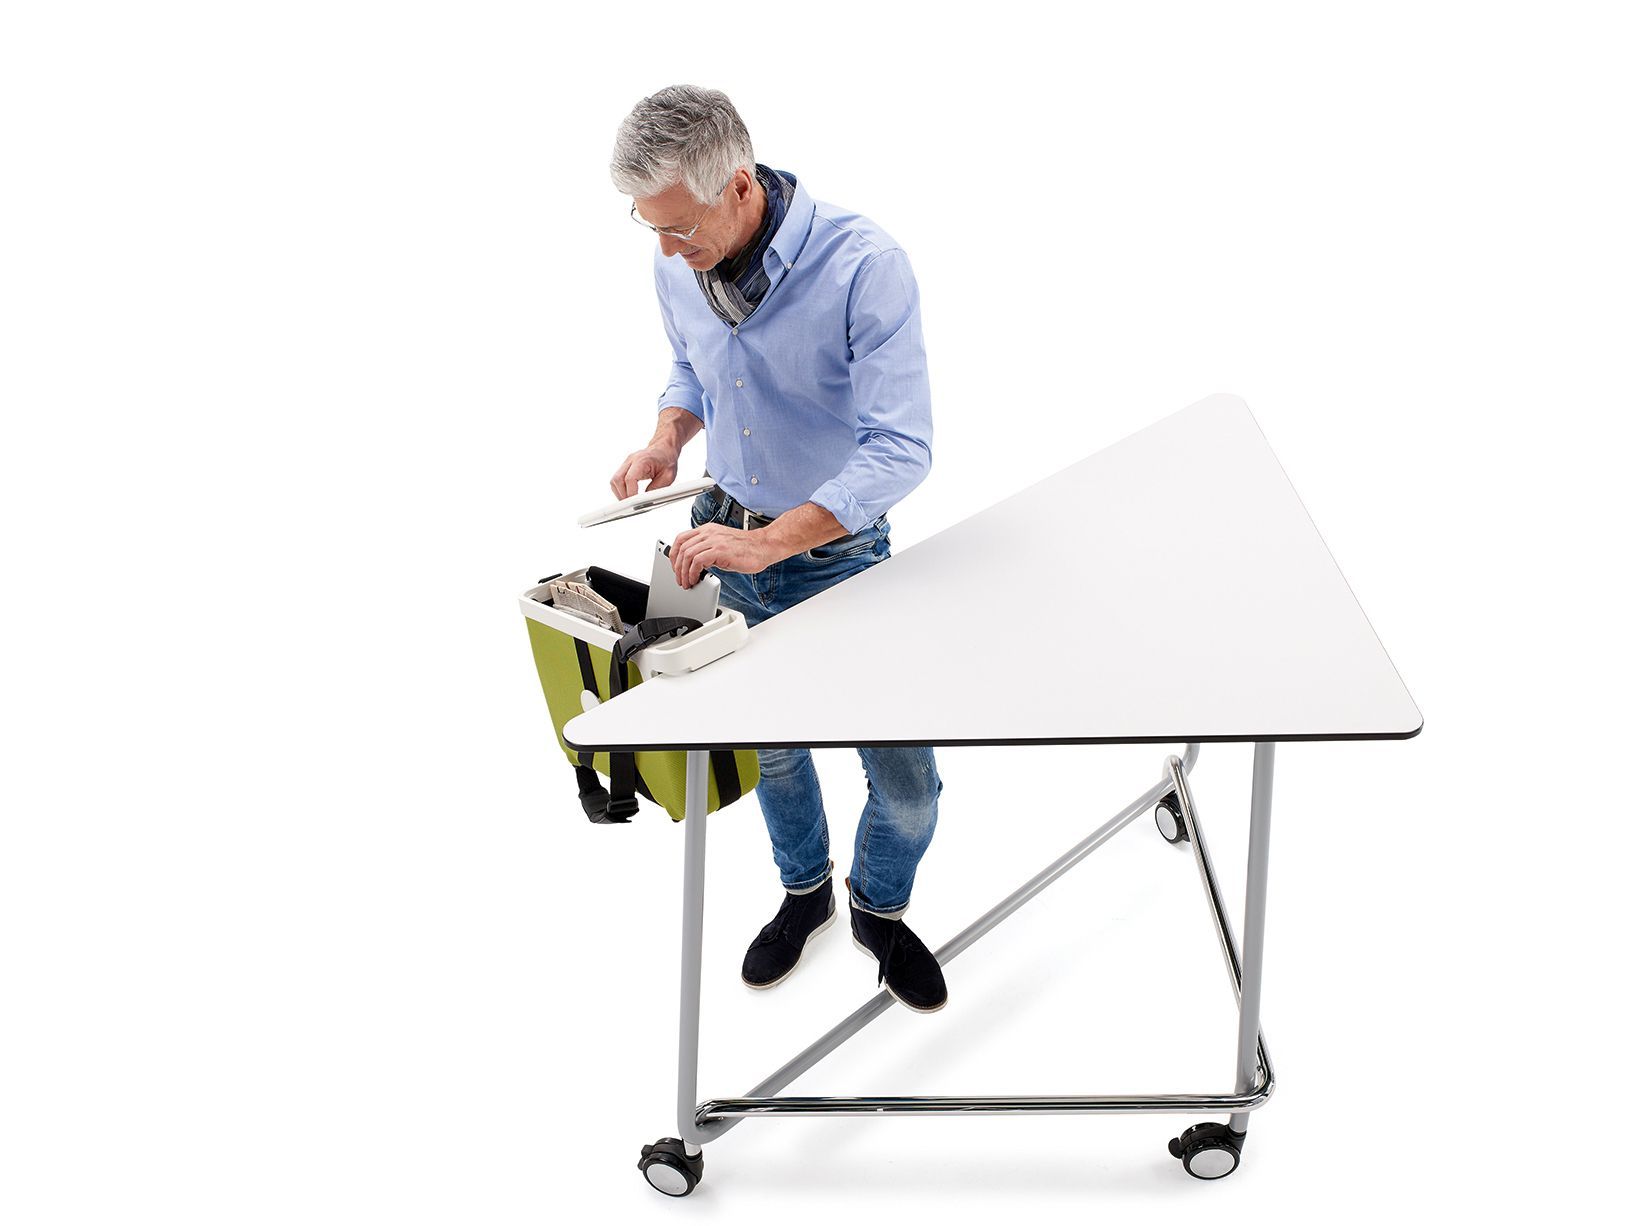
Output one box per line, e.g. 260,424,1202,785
809,479,868,535
658,385,705,419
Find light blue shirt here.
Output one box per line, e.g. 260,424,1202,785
654,171,933,535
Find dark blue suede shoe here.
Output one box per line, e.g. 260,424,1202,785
846,877,947,1013
741,877,835,989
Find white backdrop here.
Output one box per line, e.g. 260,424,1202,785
3,3,1632,1222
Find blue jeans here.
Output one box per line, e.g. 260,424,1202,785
689,488,943,918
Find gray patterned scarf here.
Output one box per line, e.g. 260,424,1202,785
695,164,794,326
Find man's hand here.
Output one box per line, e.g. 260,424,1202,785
610,445,680,500
668,522,782,588
669,501,853,587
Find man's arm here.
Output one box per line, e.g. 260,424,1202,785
757,500,846,555
806,247,933,534
610,265,710,498
652,405,704,454
669,499,847,588
655,256,706,421
610,406,703,498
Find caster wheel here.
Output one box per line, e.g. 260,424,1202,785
638,1137,704,1197
1155,796,1189,844
1168,1122,1243,1180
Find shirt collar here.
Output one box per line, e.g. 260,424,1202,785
715,166,785,288
766,169,814,269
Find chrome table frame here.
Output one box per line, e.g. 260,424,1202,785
664,740,1277,1172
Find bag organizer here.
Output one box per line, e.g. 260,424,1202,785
522,565,756,823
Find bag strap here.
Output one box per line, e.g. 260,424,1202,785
709,749,743,806
569,639,623,823
570,639,600,773
608,617,701,696
597,617,702,821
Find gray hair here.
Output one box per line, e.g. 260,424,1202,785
610,85,755,204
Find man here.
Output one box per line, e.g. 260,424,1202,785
607,86,947,1013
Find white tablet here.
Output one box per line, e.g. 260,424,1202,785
646,540,721,625
578,476,717,528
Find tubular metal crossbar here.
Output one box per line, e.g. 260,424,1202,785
668,742,1278,1157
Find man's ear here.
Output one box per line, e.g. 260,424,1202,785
730,165,755,202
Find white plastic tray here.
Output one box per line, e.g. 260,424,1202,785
520,568,747,684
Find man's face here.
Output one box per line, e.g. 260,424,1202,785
633,170,754,272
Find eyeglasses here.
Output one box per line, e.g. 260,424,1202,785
629,177,733,240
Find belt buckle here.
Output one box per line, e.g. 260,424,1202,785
727,491,771,530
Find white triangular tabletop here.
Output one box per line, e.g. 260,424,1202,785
563,394,1422,751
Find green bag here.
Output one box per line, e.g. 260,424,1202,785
522,566,758,823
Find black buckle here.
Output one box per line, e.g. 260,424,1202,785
712,487,773,529
576,766,634,825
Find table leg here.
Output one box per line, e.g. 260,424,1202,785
676,748,710,1153
1230,742,1275,1136
637,750,712,1197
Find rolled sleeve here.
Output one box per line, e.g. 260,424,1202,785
808,248,933,534
655,263,705,420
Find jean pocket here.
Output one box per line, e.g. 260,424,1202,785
805,525,881,562
690,488,720,529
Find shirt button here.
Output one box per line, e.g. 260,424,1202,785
784,261,792,270
731,327,738,335
750,475,759,485
742,427,751,436
735,379,743,387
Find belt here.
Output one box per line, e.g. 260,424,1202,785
708,484,780,530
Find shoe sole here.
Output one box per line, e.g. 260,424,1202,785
741,908,835,990
851,935,948,1013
